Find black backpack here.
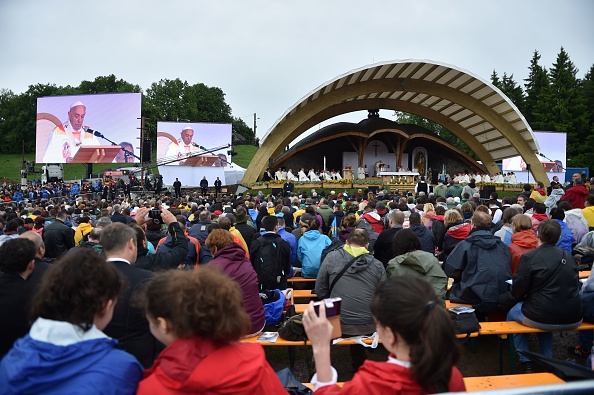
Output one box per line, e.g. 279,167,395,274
253,236,284,291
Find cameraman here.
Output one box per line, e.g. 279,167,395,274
133,207,189,271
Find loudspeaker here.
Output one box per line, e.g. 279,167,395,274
481,185,496,199
526,164,531,171
271,188,283,196
141,140,152,163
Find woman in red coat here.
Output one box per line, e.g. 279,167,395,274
303,275,466,394
508,214,538,275
137,267,286,395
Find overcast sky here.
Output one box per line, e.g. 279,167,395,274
1,0,592,143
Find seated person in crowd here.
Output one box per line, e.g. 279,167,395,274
303,275,465,393
445,211,512,316
387,229,448,306
298,214,331,278
315,229,386,370
206,229,266,336
249,216,291,292
0,249,143,394
507,219,583,372
136,267,286,394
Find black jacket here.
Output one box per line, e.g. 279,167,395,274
134,222,189,272
373,227,402,267
512,243,582,325
0,273,35,358
410,225,435,254
103,260,162,368
235,222,256,251
42,219,74,259
250,233,291,291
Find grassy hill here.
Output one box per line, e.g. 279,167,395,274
233,145,258,168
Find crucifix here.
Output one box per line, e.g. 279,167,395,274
372,141,380,157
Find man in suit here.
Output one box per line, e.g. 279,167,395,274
110,204,127,224
19,231,51,286
0,238,37,358
100,216,173,367
214,177,222,197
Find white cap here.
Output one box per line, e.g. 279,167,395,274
70,100,85,109
182,126,193,131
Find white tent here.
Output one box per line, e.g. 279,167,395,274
224,162,247,185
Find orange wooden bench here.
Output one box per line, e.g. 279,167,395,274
579,270,591,279
287,277,317,283
302,372,564,391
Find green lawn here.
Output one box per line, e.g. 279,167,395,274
233,145,258,169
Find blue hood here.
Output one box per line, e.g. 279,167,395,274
0,335,142,394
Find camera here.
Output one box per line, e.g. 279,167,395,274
313,297,342,339
149,209,162,224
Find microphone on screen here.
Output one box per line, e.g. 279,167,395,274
192,142,206,150
86,128,105,138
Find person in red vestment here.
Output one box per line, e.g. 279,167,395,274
136,266,287,395
303,275,466,394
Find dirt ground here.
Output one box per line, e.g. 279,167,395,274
264,328,588,383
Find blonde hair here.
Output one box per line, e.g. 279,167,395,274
444,209,463,226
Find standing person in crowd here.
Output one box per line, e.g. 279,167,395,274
387,229,448,305
0,249,143,394
507,220,583,373
298,214,331,278
303,275,465,393
42,210,74,259
316,229,386,370
173,178,182,198
206,229,266,336
74,215,93,246
561,178,589,209
214,177,222,197
508,214,538,275
136,267,286,394
100,222,162,368
200,176,209,196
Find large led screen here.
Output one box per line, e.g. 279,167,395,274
156,122,231,166
36,93,141,163
502,132,567,173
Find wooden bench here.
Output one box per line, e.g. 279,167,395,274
477,321,594,374
293,300,470,314
293,289,318,300
287,277,316,284
302,372,565,391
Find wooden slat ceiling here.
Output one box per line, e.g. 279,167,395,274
263,60,537,161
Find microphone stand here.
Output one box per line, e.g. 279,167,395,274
92,130,141,161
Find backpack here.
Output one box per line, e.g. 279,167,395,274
321,238,345,263
262,289,286,326
278,309,307,342
254,236,284,291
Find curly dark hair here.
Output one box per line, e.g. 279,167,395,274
143,266,250,342
30,248,124,331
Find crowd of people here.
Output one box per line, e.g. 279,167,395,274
1,170,594,393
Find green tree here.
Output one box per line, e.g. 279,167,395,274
500,73,525,114
523,50,550,127
78,74,142,94
394,111,476,159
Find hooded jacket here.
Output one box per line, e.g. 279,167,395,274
314,360,465,395
409,225,436,254
544,188,565,214
74,222,93,246
561,184,589,209
137,337,286,395
509,230,538,275
317,204,333,229
554,219,574,253
210,243,265,335
387,250,448,304
445,229,512,314
530,189,547,203
359,211,385,234
316,247,386,335
442,222,471,260
298,230,332,278
0,318,142,395
512,243,582,325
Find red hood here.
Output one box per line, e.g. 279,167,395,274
531,213,548,222
511,229,538,248
143,337,285,393
446,222,471,240
433,215,444,222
